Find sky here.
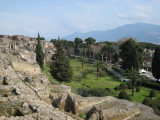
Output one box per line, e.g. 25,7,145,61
0,0,160,39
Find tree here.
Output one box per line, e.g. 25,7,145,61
85,37,96,45
74,38,83,56
152,47,160,82
50,42,73,83
101,44,115,64
125,68,140,96
113,52,119,64
95,62,103,79
35,33,44,69
119,38,143,70
85,37,96,58
74,38,83,48
40,37,45,40
136,86,140,92
79,57,86,68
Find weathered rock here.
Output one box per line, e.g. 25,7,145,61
11,60,41,74
0,48,74,120
86,106,106,120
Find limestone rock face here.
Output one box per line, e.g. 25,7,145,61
0,51,74,120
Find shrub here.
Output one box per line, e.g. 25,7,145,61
77,88,89,97
82,70,89,78
119,83,128,90
77,88,111,97
142,98,149,106
149,90,156,98
99,70,106,77
136,80,142,86
114,86,121,90
143,82,160,91
82,69,93,78
105,88,110,92
76,74,83,79
126,95,132,101
136,86,140,92
119,91,128,99
126,82,132,89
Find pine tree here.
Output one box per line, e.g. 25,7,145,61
152,47,160,82
36,33,44,69
50,41,73,83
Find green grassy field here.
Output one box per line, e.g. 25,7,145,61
44,59,160,104
65,59,121,93
44,64,60,85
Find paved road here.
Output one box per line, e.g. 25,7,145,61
144,71,157,81
106,66,129,81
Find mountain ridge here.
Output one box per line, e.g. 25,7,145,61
63,23,160,43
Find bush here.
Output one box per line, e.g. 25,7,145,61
76,74,83,79
99,70,106,77
119,83,128,90
114,86,121,90
126,82,132,89
142,98,149,106
144,82,160,91
136,80,142,86
105,88,110,92
126,95,132,101
136,86,140,92
77,88,111,97
119,91,128,99
82,70,89,78
149,90,156,98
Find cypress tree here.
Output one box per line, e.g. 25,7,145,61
50,41,73,83
36,33,44,69
152,47,160,82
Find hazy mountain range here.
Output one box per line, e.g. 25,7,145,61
63,23,160,43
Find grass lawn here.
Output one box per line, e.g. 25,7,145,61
43,64,60,85
114,87,160,103
64,59,121,93
44,59,160,104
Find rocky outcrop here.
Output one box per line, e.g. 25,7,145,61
0,51,74,120
49,88,160,120
86,107,105,120
11,60,41,74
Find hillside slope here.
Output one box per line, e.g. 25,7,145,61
63,23,160,43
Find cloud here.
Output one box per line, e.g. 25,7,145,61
22,27,37,34
0,12,48,23
134,5,153,12
118,5,153,20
